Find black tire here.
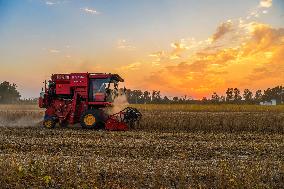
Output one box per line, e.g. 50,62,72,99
80,109,104,129
59,120,68,128
43,117,56,129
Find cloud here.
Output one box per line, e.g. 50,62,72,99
211,20,233,42
149,51,165,58
80,7,100,15
171,42,189,50
245,0,272,20
148,39,197,64
117,39,136,50
142,21,284,98
45,1,56,6
169,41,190,59
48,49,60,53
259,0,272,8
244,26,284,80
120,62,141,71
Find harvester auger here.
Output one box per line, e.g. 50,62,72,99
38,73,142,131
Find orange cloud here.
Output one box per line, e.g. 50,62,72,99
119,62,141,71
141,22,284,99
211,20,233,42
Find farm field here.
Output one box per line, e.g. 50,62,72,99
0,104,283,188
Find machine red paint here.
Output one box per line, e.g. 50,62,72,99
39,73,141,130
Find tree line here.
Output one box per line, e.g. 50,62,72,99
0,81,21,103
205,86,284,104
0,81,283,105
125,86,284,104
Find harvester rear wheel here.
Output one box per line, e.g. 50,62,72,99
80,110,103,129
43,117,56,129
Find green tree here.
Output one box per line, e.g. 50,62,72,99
254,90,262,103
262,86,283,103
225,88,234,102
0,81,21,103
151,90,161,103
163,96,170,104
173,96,179,102
211,92,220,103
143,91,151,104
243,89,253,103
132,90,143,103
201,97,208,104
233,88,242,103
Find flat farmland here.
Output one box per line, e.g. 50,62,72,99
0,104,283,188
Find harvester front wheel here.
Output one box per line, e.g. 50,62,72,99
80,110,103,129
43,117,56,129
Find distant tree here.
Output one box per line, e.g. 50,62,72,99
225,88,234,102
201,97,208,104
151,90,162,103
133,90,143,103
254,90,262,103
233,88,242,103
262,86,283,103
125,89,132,103
262,88,271,102
173,96,179,102
243,89,253,103
163,96,170,104
220,95,226,103
143,91,151,104
211,92,220,103
122,86,283,104
0,81,21,103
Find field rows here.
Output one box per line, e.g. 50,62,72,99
0,127,283,188
0,105,284,133
2,104,284,112
138,111,284,133
133,104,284,112
0,104,283,188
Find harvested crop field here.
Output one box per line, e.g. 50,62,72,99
1,104,284,133
0,104,283,188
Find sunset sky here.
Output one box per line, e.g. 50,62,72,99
0,0,283,99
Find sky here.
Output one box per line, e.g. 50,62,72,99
0,0,283,99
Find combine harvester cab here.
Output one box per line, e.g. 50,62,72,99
39,73,141,131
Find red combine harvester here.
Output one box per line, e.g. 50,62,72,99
39,73,141,131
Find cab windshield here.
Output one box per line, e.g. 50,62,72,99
89,78,119,102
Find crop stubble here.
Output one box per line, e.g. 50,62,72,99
0,104,283,188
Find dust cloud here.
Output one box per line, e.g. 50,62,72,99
106,93,129,115
0,111,43,127
0,117,42,127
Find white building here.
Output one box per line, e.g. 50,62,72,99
260,99,277,106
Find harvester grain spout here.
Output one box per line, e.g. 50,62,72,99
38,73,142,131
